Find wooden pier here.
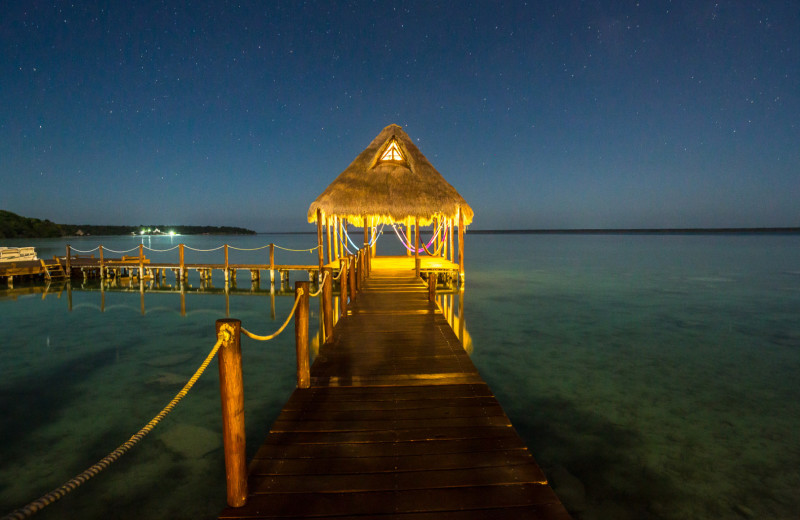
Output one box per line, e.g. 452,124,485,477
218,260,570,519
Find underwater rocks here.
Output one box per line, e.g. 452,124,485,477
145,353,193,367
159,424,220,459
550,465,587,513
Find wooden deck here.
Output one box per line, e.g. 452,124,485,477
219,265,571,519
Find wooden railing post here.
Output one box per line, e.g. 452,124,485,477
99,245,104,280
458,210,465,283
414,217,420,279
322,267,333,343
348,254,357,302
363,219,369,277
179,244,185,282
340,258,348,316
428,273,436,302
216,318,247,508
269,244,275,287
316,209,324,277
295,281,310,389
65,245,72,278
224,244,230,283
139,244,144,281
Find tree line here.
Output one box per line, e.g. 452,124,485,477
0,210,256,239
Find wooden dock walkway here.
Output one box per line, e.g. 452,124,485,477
219,262,571,519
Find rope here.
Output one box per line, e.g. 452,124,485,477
2,335,226,520
69,247,100,254
341,225,361,251
183,245,225,252
308,271,329,298
332,267,344,281
142,245,180,253
421,225,447,256
392,222,445,255
102,247,140,254
241,289,304,341
227,245,270,251
273,245,320,253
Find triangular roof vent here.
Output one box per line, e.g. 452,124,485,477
379,139,405,163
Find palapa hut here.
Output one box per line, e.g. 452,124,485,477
308,124,473,281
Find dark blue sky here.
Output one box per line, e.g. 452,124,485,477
2,1,798,231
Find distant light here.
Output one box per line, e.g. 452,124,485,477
168,231,176,236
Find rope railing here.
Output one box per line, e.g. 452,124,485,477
98,246,141,255
142,245,181,253
3,279,327,518
228,245,271,251
69,246,100,254
184,245,226,252
273,244,320,252
308,271,329,298
2,333,227,520
241,289,304,341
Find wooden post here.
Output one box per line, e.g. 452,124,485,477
316,209,324,277
458,210,465,283
139,244,144,281
363,218,368,276
356,252,362,292
269,243,275,287
99,246,105,280
215,318,247,508
348,253,356,302
65,245,72,279
340,258,348,316
326,217,333,264
428,272,436,302
414,217,420,278
322,267,333,343
179,244,185,282
333,217,339,261
448,218,454,262
295,281,310,389
224,244,229,283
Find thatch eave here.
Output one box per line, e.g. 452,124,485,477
308,124,474,227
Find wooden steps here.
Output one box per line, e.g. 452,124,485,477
218,264,571,519
40,258,66,280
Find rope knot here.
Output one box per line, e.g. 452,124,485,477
218,323,236,346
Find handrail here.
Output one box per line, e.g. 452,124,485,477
215,280,313,507
3,265,333,518
308,270,329,297
2,333,227,520
241,289,304,341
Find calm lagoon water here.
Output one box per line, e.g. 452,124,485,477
1,232,799,519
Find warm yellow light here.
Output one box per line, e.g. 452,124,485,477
380,140,404,162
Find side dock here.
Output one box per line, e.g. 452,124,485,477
219,260,571,519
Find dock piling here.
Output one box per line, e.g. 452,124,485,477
215,318,248,508
294,281,310,389
322,267,333,343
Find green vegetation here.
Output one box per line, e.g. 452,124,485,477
0,210,256,238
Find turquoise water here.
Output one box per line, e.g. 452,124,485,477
2,232,799,519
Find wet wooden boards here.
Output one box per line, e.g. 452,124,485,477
219,265,571,519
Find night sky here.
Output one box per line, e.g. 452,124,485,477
2,2,798,231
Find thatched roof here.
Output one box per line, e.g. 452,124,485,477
308,124,473,227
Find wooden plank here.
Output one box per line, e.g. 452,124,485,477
218,261,570,519
249,449,544,476
248,464,547,493
220,484,561,518
252,436,529,460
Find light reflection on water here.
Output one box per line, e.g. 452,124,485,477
1,232,799,519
